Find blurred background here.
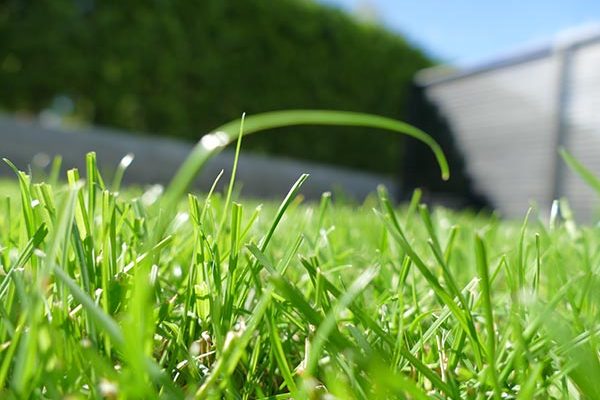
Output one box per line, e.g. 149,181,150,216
2,0,600,218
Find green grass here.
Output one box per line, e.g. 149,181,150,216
0,112,599,399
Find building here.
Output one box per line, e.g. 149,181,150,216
416,26,600,220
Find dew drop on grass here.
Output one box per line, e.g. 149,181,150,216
172,264,182,279
189,341,201,357
119,153,135,169
33,249,46,258
32,152,51,168
172,212,189,230
200,131,229,151
141,184,163,206
99,379,118,398
150,264,159,286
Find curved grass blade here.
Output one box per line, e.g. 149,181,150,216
111,153,135,193
164,110,449,207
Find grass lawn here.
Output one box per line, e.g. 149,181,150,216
0,111,599,398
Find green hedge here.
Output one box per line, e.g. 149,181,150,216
0,0,431,174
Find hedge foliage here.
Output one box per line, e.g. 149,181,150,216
0,0,431,174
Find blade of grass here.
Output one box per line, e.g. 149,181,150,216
305,266,378,376
194,286,273,398
560,148,600,195
216,113,245,238
163,110,449,211
474,234,501,400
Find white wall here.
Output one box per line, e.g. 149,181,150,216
421,37,600,221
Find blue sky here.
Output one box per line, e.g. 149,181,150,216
319,0,600,64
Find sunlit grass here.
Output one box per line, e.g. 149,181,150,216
0,112,599,399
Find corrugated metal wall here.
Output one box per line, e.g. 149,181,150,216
563,40,600,220
419,32,600,220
